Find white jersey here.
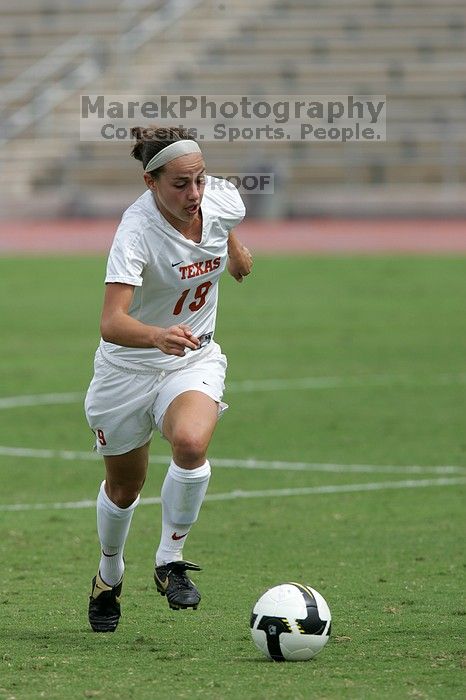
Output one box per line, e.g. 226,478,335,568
99,176,245,370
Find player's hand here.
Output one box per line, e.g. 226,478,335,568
227,245,253,283
156,324,200,356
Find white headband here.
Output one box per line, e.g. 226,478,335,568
144,140,202,172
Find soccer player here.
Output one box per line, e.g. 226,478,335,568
84,126,252,632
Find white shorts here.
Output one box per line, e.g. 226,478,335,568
84,341,228,455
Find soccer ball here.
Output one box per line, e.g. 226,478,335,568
250,583,331,662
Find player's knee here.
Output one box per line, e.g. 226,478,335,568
171,431,208,466
107,481,143,508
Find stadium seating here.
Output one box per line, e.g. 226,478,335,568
0,0,465,217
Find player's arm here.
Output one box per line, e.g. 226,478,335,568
100,282,199,356
227,230,253,283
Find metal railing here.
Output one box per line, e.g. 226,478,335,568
0,0,207,145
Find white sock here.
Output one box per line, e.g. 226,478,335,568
156,460,211,566
96,480,139,586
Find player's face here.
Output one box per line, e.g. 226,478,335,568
147,154,206,225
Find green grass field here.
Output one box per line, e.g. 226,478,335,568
0,254,465,700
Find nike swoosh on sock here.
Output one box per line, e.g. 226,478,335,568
171,532,188,541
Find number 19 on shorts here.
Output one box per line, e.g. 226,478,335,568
96,429,107,446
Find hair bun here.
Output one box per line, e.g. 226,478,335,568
130,126,144,141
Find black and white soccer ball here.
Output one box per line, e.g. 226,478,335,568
250,583,331,662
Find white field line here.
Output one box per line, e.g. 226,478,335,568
228,373,466,392
1,370,466,409
1,477,465,512
0,392,83,409
0,445,465,476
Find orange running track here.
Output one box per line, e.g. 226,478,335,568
0,219,465,254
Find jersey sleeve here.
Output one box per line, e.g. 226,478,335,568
211,178,246,230
105,216,147,286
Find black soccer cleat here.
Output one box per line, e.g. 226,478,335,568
154,560,202,610
88,571,123,632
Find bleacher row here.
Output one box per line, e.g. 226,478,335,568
0,0,465,218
